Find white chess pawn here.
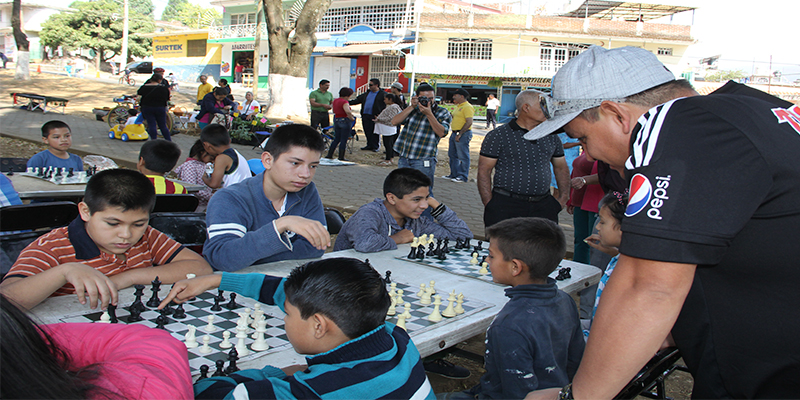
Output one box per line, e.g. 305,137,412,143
441,292,457,318
419,234,428,246
420,288,432,305
397,314,407,330
251,319,270,351
417,283,427,297
389,282,397,299
98,311,111,323
387,295,397,316
470,252,480,265
427,295,443,322
184,326,198,348
219,330,233,349
455,293,465,315
479,262,489,275
199,335,213,353
204,315,216,332
428,234,435,244
396,289,405,305
402,302,412,319
411,237,419,248
26,167,33,173
428,280,436,295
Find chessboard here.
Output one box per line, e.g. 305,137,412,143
384,278,492,335
59,291,292,374
396,238,573,285
20,167,94,185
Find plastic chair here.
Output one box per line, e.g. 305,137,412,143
1,201,79,276
152,194,200,213
324,207,346,235
148,212,208,253
0,158,28,173
248,158,265,175
615,347,687,400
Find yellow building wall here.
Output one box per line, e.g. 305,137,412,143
151,32,223,81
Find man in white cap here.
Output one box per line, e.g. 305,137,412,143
524,46,800,399
390,81,407,108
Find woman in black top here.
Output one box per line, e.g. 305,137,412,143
137,73,172,140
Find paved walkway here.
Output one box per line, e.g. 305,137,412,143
0,106,576,253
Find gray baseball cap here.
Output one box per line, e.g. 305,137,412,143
524,46,676,141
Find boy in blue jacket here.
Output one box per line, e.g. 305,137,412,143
160,257,435,400
203,124,330,271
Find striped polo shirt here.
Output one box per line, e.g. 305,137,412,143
6,218,184,296
147,175,187,194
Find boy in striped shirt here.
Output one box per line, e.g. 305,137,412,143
0,169,212,310
160,257,435,400
137,139,187,194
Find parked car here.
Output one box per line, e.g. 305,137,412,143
125,61,153,74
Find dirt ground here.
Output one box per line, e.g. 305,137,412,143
1,69,693,398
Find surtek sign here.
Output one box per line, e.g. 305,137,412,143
153,38,186,57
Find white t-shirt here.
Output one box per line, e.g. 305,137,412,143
242,100,261,116
486,98,500,110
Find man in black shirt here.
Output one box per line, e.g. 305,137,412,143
524,46,800,399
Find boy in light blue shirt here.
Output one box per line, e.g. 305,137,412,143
26,121,84,172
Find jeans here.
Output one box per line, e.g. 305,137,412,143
448,130,472,181
326,117,352,159
141,105,171,141
398,156,437,193
486,109,497,129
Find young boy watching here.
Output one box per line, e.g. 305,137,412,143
204,124,329,271
26,120,84,172
334,168,472,252
137,139,187,194
159,257,435,400
0,169,212,310
441,217,584,400
200,123,251,189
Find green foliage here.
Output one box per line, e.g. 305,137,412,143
161,0,221,28
704,69,747,82
130,0,155,18
161,0,187,22
40,0,154,62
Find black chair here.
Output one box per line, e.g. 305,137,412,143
616,347,687,400
148,212,208,254
324,207,346,235
0,158,28,173
1,201,79,276
153,194,199,213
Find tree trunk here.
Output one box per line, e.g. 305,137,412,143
262,0,331,121
12,0,30,80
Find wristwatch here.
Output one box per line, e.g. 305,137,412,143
558,383,574,400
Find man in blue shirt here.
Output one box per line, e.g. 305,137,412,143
350,78,386,152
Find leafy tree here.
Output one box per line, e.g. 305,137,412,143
704,69,746,82
40,0,154,63
161,0,188,22
165,3,222,28
130,0,155,18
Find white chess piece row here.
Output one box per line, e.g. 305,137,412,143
389,282,465,330
185,303,271,352
410,234,436,248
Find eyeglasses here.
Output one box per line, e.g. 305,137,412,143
368,83,375,86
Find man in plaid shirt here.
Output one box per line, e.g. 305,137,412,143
391,83,452,192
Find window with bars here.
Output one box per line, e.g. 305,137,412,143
369,55,402,90
540,42,590,71
316,3,413,33
187,39,207,57
447,38,492,60
657,47,673,56
230,13,256,25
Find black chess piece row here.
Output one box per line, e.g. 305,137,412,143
555,267,572,281
197,348,240,382
454,238,478,250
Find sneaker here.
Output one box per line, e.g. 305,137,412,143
360,146,373,151
451,177,467,183
441,175,455,179
423,359,471,379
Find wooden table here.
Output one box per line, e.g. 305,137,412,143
29,246,601,373
8,174,207,200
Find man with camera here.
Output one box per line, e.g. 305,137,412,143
391,83,452,192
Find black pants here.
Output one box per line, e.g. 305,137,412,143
383,134,397,160
483,190,561,229
361,115,379,150
310,110,330,131
486,109,497,129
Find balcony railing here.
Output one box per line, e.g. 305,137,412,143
209,23,268,40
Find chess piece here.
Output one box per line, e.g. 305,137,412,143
225,293,242,310
427,295,443,322
204,315,216,332
427,242,436,256
389,282,397,299
107,304,118,323
437,250,447,261
397,314,407,330
251,319,270,351
469,252,479,265
173,303,187,319
199,335,213,353
416,245,425,260
226,347,240,374
443,238,450,253
155,314,167,329
478,262,489,275
217,289,225,302
402,302,412,319
407,242,417,259
417,283,427,297
67,167,74,178
387,295,396,316
184,325,198,348
55,167,62,177
219,330,233,349
395,289,404,306
420,287,432,305
98,311,111,323
211,294,222,311
252,315,265,339
419,234,428,247
384,270,392,284
251,304,263,328
476,240,483,251
428,280,436,295
441,292,457,318
197,365,210,382
212,360,227,377
455,293,465,315
235,326,250,356
146,276,161,307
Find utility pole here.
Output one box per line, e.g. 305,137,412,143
121,0,129,70
252,0,264,98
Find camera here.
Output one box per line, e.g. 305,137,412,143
418,96,429,107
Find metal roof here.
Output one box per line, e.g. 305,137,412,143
559,1,695,22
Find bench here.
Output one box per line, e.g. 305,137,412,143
10,92,69,114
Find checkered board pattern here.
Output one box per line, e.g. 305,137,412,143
20,172,91,185
385,281,492,336
396,239,497,283
59,291,292,374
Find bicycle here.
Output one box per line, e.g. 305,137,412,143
119,69,135,86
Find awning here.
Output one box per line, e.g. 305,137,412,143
322,43,413,57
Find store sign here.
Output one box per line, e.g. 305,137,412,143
153,37,186,57
232,43,255,51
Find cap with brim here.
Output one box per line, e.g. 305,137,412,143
449,88,470,98
391,82,403,90
524,45,675,141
